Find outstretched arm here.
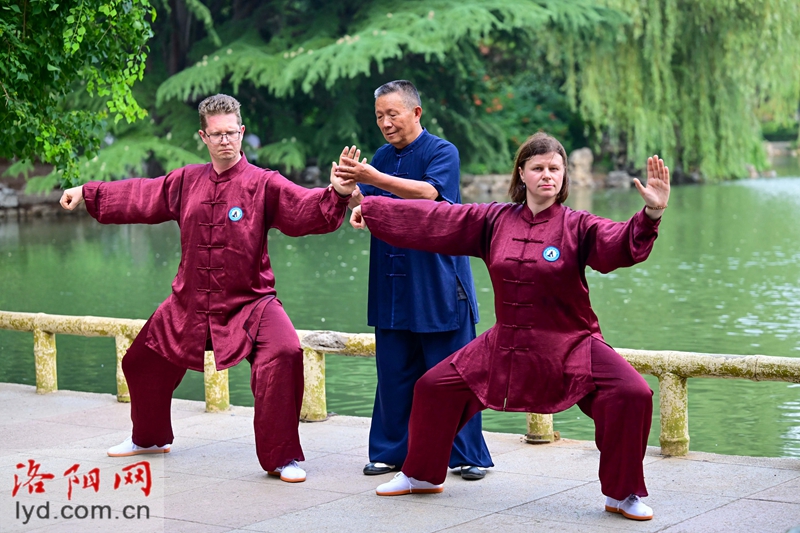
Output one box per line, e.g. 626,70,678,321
61,172,183,224
355,196,501,259
267,173,350,237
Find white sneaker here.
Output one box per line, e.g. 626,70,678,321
605,494,654,521
107,437,171,457
268,460,306,483
376,472,444,496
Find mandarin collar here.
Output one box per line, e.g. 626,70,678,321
520,201,564,225
394,128,429,155
209,152,247,183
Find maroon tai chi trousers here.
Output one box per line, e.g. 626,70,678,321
402,338,653,500
123,301,305,471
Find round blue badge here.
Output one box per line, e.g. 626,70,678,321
542,246,560,262
228,207,243,222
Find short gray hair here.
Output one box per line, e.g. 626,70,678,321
374,80,422,110
198,94,242,130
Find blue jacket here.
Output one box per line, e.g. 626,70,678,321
361,129,479,332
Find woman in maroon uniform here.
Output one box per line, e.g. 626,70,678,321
351,132,670,520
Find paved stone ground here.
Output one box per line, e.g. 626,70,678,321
1,382,799,533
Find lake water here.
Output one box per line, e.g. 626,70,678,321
1,174,800,458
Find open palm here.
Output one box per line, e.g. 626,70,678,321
633,156,670,208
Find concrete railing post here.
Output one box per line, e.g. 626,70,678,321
114,335,133,403
203,350,230,412
32,328,57,394
300,348,327,421
659,372,689,456
526,413,558,444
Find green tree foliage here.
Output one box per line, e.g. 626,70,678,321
148,0,612,176
151,0,800,181
563,0,800,179
9,0,800,187
43,0,618,186
0,0,155,185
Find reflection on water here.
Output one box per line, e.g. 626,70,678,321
2,176,800,458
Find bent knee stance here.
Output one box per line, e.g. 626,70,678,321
617,377,653,405
412,367,446,403
251,343,303,373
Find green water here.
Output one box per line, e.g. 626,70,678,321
1,176,800,458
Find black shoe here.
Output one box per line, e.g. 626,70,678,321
460,465,486,480
363,462,396,475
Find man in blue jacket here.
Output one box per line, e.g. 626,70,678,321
335,80,493,480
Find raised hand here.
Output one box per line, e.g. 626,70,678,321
330,161,356,196
340,145,360,167
334,145,375,184
59,186,85,211
633,156,670,218
329,146,358,196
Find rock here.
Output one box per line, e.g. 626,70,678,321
0,208,19,219
568,148,594,189
605,170,632,189
745,164,759,179
461,174,510,202
0,184,19,208
301,331,347,352
18,190,62,206
671,169,703,185
764,141,792,159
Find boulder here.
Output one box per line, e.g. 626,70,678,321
461,174,510,202
568,148,594,188
605,170,632,189
0,184,19,208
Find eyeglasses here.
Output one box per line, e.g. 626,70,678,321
203,130,242,144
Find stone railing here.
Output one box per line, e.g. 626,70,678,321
2,310,800,456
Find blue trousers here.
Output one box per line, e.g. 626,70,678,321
369,299,493,468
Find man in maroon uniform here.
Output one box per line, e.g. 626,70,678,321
60,94,356,483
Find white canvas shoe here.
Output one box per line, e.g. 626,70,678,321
605,494,654,521
107,437,171,457
376,472,444,496
267,460,306,483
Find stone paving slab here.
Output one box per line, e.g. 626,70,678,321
1,382,799,533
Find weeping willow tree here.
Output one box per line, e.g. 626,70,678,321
560,0,800,179
18,0,800,187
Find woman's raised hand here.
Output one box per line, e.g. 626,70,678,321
633,156,670,218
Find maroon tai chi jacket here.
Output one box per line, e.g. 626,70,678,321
360,198,660,413
83,154,350,371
